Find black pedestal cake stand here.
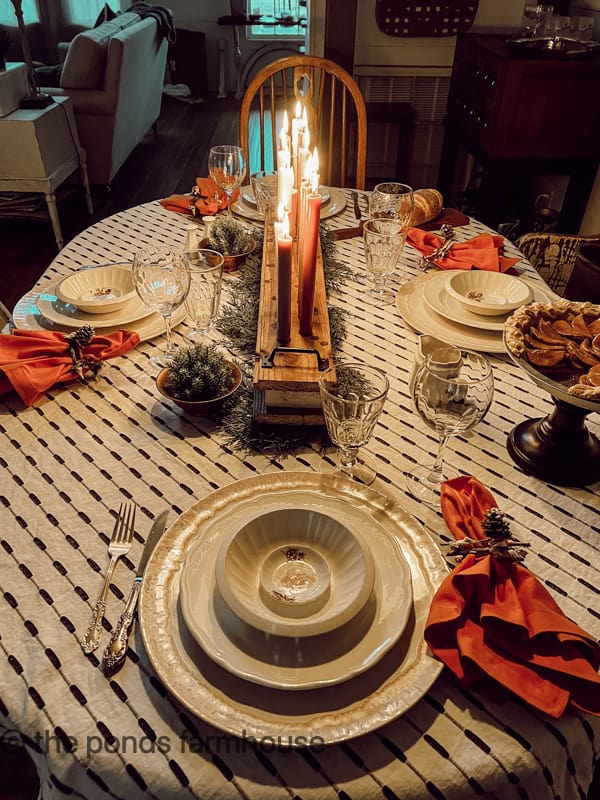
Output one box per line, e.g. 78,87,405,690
505,350,600,487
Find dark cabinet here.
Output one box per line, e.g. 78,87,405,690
438,35,600,232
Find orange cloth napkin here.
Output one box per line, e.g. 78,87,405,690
159,177,240,217
407,228,521,272
0,329,140,407
425,475,600,718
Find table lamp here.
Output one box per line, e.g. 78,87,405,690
10,0,52,108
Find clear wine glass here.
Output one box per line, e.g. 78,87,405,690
319,362,389,485
406,348,494,505
208,145,246,216
369,182,414,235
362,219,407,304
183,248,224,342
132,244,191,368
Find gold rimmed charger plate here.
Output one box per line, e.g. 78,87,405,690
232,186,346,223
138,472,447,745
178,493,413,690
241,185,331,208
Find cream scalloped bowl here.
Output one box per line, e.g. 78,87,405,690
446,270,532,317
55,266,136,314
214,509,375,638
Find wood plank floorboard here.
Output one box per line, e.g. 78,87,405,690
0,94,240,312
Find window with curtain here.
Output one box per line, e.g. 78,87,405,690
0,1,40,26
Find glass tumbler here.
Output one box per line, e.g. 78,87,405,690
183,249,225,341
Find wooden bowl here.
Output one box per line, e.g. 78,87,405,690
156,361,242,415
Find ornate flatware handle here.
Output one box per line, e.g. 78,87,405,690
80,598,107,653
101,580,141,674
80,556,119,653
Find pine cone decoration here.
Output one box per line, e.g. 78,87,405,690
67,325,95,348
66,325,99,382
482,508,511,541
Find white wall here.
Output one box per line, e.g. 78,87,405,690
354,0,525,69
165,0,304,96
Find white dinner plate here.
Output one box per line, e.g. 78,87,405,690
422,271,558,332
397,272,560,354
233,186,346,223
35,282,153,329
179,497,413,690
12,283,188,342
139,472,447,745
241,186,331,208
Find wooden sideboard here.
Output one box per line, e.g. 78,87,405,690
438,35,600,232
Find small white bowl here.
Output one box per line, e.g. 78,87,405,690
55,266,136,314
259,545,331,618
445,270,532,317
215,509,375,638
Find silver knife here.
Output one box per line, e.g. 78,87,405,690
101,510,169,674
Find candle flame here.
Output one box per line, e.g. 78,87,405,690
295,100,302,119
282,210,290,237
277,202,285,223
301,106,308,126
283,108,289,132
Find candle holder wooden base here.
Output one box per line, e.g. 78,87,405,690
252,222,333,425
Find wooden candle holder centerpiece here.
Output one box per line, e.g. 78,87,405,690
252,217,333,425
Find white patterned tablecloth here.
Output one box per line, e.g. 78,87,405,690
0,196,598,800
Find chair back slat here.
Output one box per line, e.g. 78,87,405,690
269,75,278,172
240,55,367,189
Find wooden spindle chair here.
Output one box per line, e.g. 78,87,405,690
239,55,367,190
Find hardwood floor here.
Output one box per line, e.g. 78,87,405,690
0,94,241,313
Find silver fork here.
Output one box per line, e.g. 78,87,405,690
80,503,136,654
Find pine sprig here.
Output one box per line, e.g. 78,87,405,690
206,216,254,256
165,343,236,401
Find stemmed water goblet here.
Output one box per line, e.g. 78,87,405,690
369,182,414,235
319,362,389,485
362,219,408,304
208,145,246,216
406,347,494,505
183,248,224,342
132,244,191,368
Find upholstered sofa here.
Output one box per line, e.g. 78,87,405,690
43,13,168,185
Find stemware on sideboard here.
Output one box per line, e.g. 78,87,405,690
183,248,225,342
208,145,246,216
132,244,191,367
406,347,494,505
319,362,389,486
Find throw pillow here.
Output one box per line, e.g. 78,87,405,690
60,13,140,90
60,28,110,89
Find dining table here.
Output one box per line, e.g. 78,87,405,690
1,186,599,800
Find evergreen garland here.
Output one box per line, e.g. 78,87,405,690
214,225,354,455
